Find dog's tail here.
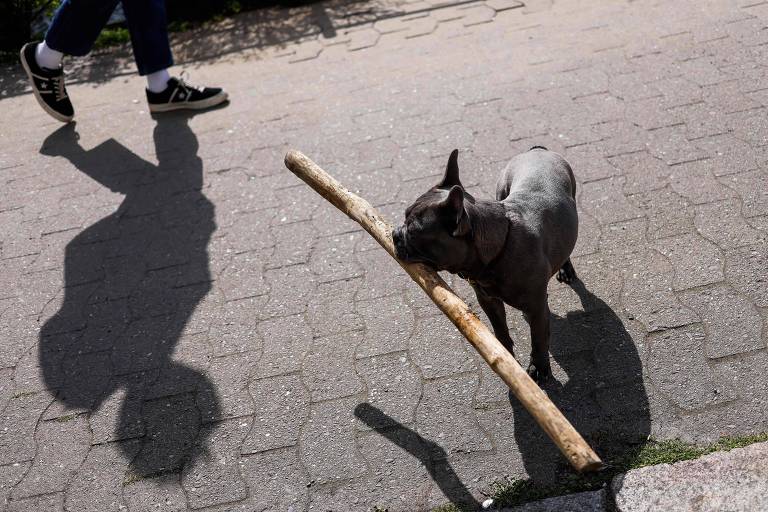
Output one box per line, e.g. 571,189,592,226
529,145,548,151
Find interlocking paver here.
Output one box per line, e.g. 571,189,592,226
301,397,367,484
654,233,724,291
2,0,768,509
679,284,764,359
65,440,140,512
243,373,309,453
181,418,251,509
13,414,91,498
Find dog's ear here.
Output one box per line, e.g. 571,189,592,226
444,185,471,237
437,149,461,189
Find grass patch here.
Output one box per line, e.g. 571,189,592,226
93,27,131,50
122,470,145,486
11,390,38,399
431,504,464,512
487,432,768,508
53,413,79,423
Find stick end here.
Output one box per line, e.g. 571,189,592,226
284,150,304,169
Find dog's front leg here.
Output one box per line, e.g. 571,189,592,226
472,285,516,358
524,302,552,383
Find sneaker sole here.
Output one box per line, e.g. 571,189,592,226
19,44,74,123
148,91,229,113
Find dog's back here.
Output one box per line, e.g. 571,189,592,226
496,146,576,201
495,146,578,274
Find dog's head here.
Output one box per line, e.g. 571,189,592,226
392,150,476,272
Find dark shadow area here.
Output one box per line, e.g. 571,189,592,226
510,278,651,488
354,403,481,510
38,111,223,477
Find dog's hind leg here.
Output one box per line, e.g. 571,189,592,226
556,258,577,284
473,286,516,358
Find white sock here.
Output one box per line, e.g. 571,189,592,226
146,69,171,93
35,41,63,70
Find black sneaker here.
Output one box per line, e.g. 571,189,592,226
146,75,228,113
19,42,74,123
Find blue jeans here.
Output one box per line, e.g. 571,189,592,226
45,0,173,76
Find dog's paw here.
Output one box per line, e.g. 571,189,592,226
556,260,577,284
526,363,551,385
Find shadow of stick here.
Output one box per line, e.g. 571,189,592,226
355,403,481,510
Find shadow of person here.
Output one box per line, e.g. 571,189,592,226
354,403,481,511
38,114,222,478
510,278,651,485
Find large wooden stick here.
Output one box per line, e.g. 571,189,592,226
284,150,603,473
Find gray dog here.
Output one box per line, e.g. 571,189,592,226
392,147,578,383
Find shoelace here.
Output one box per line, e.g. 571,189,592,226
51,74,67,101
176,71,204,96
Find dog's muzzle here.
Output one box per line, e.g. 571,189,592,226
392,226,408,260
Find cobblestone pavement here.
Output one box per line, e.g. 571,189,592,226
1,0,768,510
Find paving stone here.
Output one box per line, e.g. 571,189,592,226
620,249,699,331
627,186,695,239
261,264,317,318
241,447,308,512
129,393,200,477
65,440,140,512
719,169,768,217
181,418,251,509
254,313,312,378
654,233,724,290
409,315,477,379
310,232,364,282
646,324,735,411
89,371,154,444
695,199,766,249
14,414,91,498
356,352,422,429
7,493,64,512
727,109,768,146
695,133,760,177
573,211,600,257
123,474,188,512
607,151,670,194
356,295,415,358
306,278,363,337
416,373,492,457
724,243,768,307
301,397,367,484
199,353,256,422
670,159,736,206
267,220,316,269
243,373,309,453
679,284,764,359
303,331,365,401
218,251,271,302
207,298,262,357
0,391,53,464
0,462,28,511
334,429,433,511
580,177,643,225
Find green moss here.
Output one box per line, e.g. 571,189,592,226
53,413,79,423
431,504,464,512
486,432,768,508
122,470,145,486
11,390,38,399
93,27,131,50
